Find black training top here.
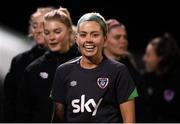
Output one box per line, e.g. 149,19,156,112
3,45,46,122
16,45,80,123
52,57,138,122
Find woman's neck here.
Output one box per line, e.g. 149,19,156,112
104,49,120,61
80,55,103,69
58,43,70,54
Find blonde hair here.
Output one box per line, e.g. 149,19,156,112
77,12,107,36
28,7,55,37
43,8,72,29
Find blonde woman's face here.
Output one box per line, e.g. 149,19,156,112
43,20,71,53
31,12,45,45
106,26,128,57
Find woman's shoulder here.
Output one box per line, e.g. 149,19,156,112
105,58,127,71
57,56,82,71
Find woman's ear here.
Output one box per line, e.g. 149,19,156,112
75,34,79,46
104,35,107,41
158,56,163,63
104,35,108,48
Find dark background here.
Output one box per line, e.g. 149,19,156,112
0,0,179,61
0,0,179,122
0,1,179,46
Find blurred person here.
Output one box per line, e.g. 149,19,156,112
70,25,77,46
104,19,140,86
16,8,80,122
58,7,77,47
51,13,138,123
139,33,180,122
3,7,54,122
0,79,3,122
58,7,71,21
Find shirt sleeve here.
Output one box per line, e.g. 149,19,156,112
3,57,18,122
51,67,66,104
115,65,138,104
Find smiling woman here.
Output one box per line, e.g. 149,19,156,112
76,13,107,68
51,12,138,123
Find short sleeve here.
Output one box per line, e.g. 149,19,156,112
51,67,66,104
116,65,138,104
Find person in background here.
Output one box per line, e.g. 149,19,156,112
3,7,54,122
0,79,3,122
16,8,80,122
58,7,77,47
69,25,77,46
104,19,140,86
139,33,180,122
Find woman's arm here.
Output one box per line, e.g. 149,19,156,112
120,100,136,123
54,102,65,122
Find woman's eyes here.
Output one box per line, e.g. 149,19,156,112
44,30,62,35
92,33,99,37
31,23,38,29
79,33,100,38
44,30,49,35
44,31,49,35
79,34,86,37
55,30,62,34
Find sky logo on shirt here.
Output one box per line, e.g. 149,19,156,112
71,94,102,116
97,78,109,89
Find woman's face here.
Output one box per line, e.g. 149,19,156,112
76,21,106,59
31,12,45,45
105,26,128,57
43,20,71,53
143,44,161,72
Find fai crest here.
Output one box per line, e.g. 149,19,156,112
97,78,109,89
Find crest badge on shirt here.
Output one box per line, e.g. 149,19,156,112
163,89,175,102
40,72,48,79
97,78,109,89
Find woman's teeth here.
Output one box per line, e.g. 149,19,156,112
84,45,95,49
